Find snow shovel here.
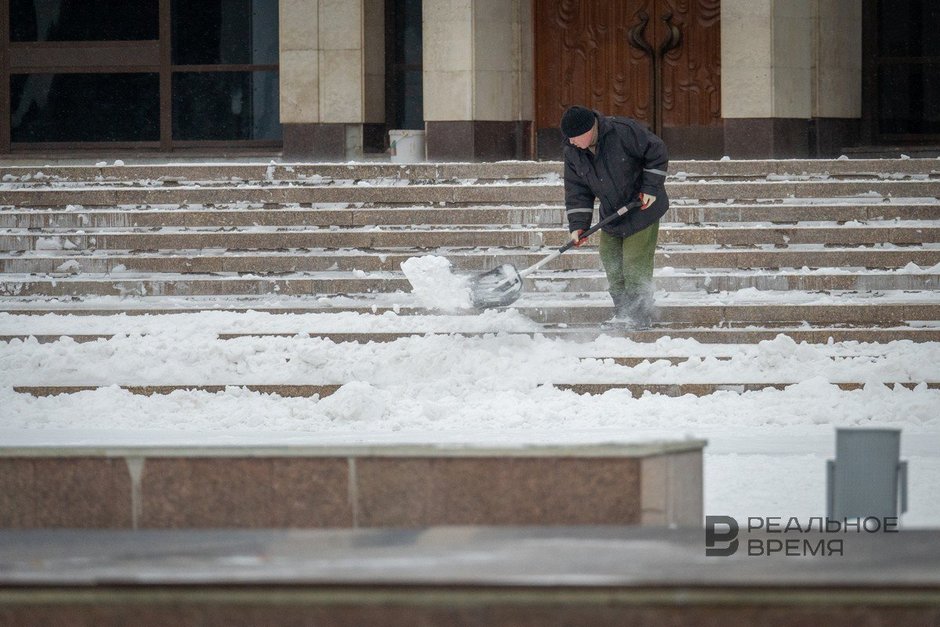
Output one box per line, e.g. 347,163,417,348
470,199,642,308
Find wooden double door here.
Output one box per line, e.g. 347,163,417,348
535,0,721,158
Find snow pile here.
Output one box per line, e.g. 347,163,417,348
3,332,939,387
3,327,938,438
3,375,937,442
400,255,473,310
0,310,541,335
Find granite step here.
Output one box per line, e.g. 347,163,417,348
0,337,902,362
4,327,937,344
1,157,937,183
2,269,936,297
2,202,937,228
3,246,936,274
12,380,938,398
3,223,936,251
2,179,939,207
1,291,936,325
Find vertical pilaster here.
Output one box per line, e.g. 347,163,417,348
722,0,861,158
281,0,373,160
423,0,533,161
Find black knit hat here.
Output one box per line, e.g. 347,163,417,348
560,106,595,138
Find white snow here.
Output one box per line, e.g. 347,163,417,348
400,255,473,310
2,312,939,527
3,331,939,387
53,260,81,274
34,237,64,251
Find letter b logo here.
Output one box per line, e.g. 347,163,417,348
705,516,739,556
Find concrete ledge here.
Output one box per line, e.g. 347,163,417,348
1,585,937,626
0,527,937,625
0,441,705,530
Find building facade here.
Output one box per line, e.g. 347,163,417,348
2,0,937,159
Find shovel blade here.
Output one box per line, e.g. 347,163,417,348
470,264,523,308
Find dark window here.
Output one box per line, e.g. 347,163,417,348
172,0,279,65
11,73,160,142
172,71,281,140
386,0,423,130
11,0,158,42
6,1,279,147
877,1,940,57
878,64,940,135
872,0,940,137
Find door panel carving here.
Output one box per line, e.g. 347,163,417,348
659,0,721,130
535,0,653,129
536,0,721,136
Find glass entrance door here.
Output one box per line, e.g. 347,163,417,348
3,0,281,151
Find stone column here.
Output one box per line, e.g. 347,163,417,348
722,0,861,158
280,0,382,160
814,0,862,155
423,0,533,161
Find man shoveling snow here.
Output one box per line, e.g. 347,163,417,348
560,105,670,329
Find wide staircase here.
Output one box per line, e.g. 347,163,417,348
1,158,938,397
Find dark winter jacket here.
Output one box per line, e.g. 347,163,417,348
563,112,669,238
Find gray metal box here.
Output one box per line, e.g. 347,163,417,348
827,428,908,520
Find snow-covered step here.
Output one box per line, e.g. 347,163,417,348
12,380,938,399
4,246,936,274
3,223,936,251
0,162,558,183
3,206,569,229
4,327,938,344
2,268,936,298
6,328,927,359
7,330,937,396
1,290,937,325
2,157,937,184
3,202,937,229
2,179,939,207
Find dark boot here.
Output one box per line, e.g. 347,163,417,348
603,292,632,328
608,289,654,330
627,288,654,330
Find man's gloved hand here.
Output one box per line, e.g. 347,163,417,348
639,192,657,209
570,229,587,247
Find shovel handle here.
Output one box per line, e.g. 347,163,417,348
515,199,646,280
558,199,643,253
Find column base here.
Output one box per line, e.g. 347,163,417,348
426,121,532,161
724,118,861,159
282,123,346,160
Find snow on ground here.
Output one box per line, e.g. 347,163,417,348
1,312,939,527
3,332,939,386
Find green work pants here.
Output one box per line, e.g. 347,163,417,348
597,222,659,297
